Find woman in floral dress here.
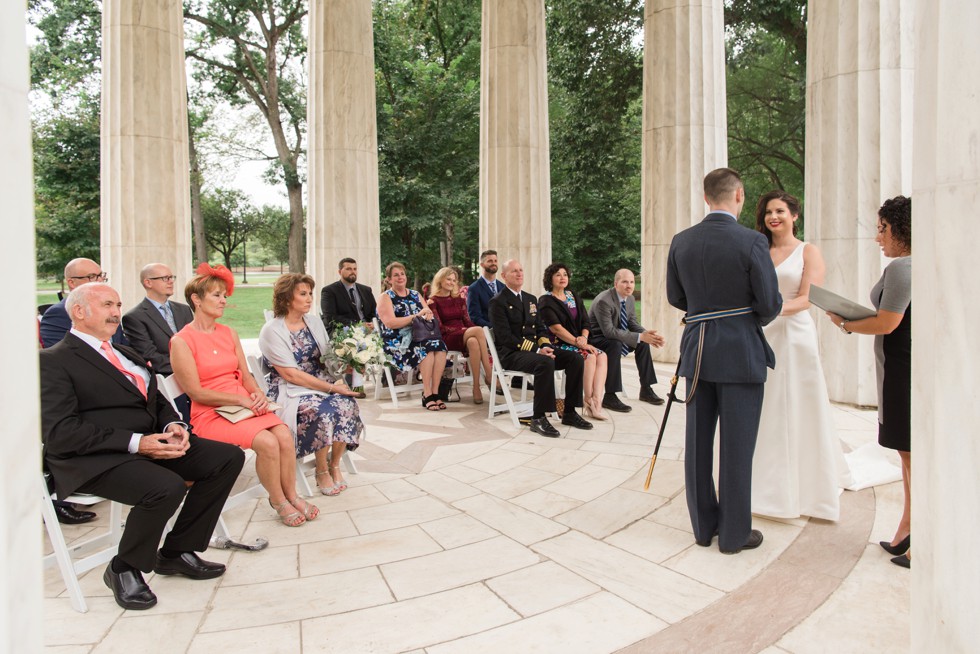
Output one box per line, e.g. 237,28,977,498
259,274,364,496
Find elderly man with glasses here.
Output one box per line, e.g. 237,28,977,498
40,258,126,349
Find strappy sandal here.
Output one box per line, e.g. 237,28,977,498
269,499,306,527
330,465,348,492
290,497,320,521
315,470,341,496
423,395,441,411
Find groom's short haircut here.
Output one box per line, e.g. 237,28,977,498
703,168,743,204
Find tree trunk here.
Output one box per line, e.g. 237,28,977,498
443,218,455,266
188,121,208,265
286,179,304,272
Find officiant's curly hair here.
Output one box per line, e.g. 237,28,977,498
878,195,911,251
754,190,802,245
272,273,316,317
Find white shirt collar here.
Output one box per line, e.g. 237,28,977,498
70,327,108,352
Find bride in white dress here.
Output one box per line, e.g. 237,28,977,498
751,191,852,521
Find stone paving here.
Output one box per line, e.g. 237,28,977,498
43,361,910,653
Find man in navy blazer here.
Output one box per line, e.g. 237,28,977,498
666,168,781,554
40,258,127,348
466,249,501,327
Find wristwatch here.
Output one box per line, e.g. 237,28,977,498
839,320,851,334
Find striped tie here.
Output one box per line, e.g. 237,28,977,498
160,302,178,333
620,300,630,357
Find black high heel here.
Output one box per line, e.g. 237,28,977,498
879,534,910,556
891,553,911,569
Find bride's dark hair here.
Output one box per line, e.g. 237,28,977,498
755,190,802,245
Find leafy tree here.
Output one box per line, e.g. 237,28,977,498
252,204,294,269
184,0,309,272
201,188,263,269
547,0,645,296
725,0,807,225
374,0,481,287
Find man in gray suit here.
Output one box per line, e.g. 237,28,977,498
588,269,666,412
122,264,194,418
666,168,781,554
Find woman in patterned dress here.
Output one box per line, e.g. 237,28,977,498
259,274,364,496
376,261,448,410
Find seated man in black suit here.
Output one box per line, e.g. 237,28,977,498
320,257,378,330
40,283,245,610
488,259,591,437
122,263,194,420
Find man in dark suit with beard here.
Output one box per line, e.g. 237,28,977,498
40,283,245,610
666,168,781,554
488,259,591,437
320,257,378,330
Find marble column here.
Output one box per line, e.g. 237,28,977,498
805,0,913,404
307,0,382,293
480,0,551,294
640,0,728,356
101,0,192,311
911,1,980,648
1,2,42,650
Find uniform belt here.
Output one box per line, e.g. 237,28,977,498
675,306,753,403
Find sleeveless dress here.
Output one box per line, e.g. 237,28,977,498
266,326,363,457
378,289,447,371
177,323,283,448
751,243,852,521
428,294,473,351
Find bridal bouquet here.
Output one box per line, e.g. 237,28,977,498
321,324,392,381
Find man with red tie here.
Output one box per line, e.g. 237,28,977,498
39,283,244,610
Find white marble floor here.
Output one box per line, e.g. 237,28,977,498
43,361,910,653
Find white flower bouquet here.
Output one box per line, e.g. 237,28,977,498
321,324,393,383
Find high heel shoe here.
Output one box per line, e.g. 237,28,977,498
891,553,911,569
329,465,348,492
315,470,341,496
472,385,484,405
586,397,608,421
879,534,910,556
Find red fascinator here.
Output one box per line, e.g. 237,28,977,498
195,262,235,296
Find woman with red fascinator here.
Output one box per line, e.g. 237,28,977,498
170,263,319,527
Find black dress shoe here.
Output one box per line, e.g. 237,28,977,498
601,394,632,413
879,535,910,556
103,566,157,610
154,552,226,580
54,503,97,525
891,553,911,569
561,411,593,430
639,388,666,406
721,529,764,554
695,529,719,547
528,417,561,438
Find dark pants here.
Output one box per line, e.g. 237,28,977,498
684,380,764,551
501,348,584,418
77,436,244,571
590,335,658,394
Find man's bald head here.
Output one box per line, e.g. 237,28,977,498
64,258,104,291
613,269,636,299
500,259,524,292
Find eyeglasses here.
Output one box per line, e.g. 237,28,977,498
147,275,177,282
69,273,108,283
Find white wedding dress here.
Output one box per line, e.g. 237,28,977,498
752,242,852,521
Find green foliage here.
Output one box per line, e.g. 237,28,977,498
201,188,264,269
725,0,807,227
547,0,645,296
33,97,101,281
252,205,295,267
28,0,102,99
374,0,481,287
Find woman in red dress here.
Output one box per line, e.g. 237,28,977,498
428,266,493,404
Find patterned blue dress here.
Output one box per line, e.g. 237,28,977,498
266,327,363,457
378,289,448,371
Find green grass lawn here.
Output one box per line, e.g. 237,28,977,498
221,286,274,339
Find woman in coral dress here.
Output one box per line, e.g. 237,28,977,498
171,263,318,527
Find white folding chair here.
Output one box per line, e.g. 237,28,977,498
156,374,266,538
483,327,534,428
244,355,361,498
262,309,274,323
371,318,425,407
41,475,123,613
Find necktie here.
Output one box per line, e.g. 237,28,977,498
101,342,147,397
349,287,363,319
620,301,630,357
490,279,497,295
160,302,178,333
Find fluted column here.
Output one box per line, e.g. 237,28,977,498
307,0,382,292
1,2,42,650
911,1,979,648
640,0,728,356
480,0,551,294
101,0,192,310
805,0,913,404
